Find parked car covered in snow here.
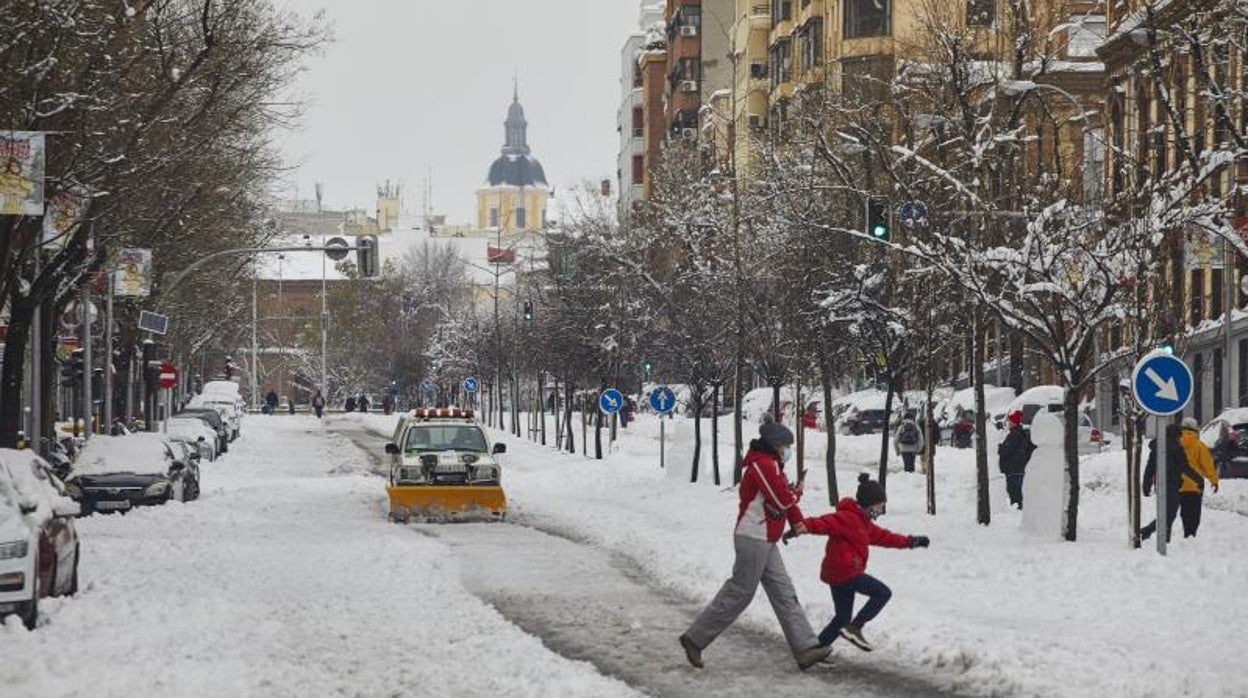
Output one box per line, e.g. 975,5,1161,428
65,433,201,514
166,418,219,462
178,407,230,453
0,449,80,629
188,395,242,440
1003,386,1109,454
1199,408,1248,478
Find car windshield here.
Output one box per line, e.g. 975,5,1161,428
405,425,488,453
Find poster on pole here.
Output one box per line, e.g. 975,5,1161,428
42,183,90,248
0,131,46,216
115,248,153,297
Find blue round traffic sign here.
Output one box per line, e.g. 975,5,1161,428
462,377,479,394
649,386,676,414
599,388,624,414
1131,351,1193,416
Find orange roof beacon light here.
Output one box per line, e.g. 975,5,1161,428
412,407,475,420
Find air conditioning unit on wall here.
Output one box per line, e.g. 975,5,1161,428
680,80,699,92
680,24,698,37
680,128,698,141
747,114,763,128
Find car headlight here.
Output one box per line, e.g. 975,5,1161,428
0,540,29,560
473,465,499,481
145,482,170,497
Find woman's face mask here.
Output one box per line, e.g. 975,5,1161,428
866,503,886,520
780,446,794,464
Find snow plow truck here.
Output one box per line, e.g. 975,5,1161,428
384,408,507,522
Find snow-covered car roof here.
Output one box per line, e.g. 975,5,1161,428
1206,408,1248,427
201,380,241,396
0,449,78,538
1006,385,1068,415
73,433,176,477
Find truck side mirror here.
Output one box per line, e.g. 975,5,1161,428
492,443,507,455
385,443,400,455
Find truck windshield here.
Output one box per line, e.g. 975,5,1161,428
405,425,488,453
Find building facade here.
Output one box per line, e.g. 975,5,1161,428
475,89,551,236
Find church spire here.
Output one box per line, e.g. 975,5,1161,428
502,85,529,157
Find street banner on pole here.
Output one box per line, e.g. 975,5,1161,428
0,131,46,216
116,249,153,296
42,183,89,248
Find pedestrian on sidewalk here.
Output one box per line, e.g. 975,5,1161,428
796,473,929,654
997,410,1034,508
1141,424,1183,542
264,390,278,416
1177,417,1220,538
312,390,326,419
894,416,923,473
679,418,831,671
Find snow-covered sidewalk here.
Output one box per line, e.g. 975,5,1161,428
0,417,636,698
345,410,1247,697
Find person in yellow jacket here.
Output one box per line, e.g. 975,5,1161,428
1178,418,1220,538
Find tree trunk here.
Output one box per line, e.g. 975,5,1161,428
771,382,782,423
733,357,744,484
538,373,546,446
564,380,575,454
594,388,603,460
878,379,895,492
711,382,721,486
0,301,35,448
1126,410,1140,548
795,382,805,484
1009,331,1024,390
973,312,991,525
691,394,702,483
925,383,936,516
1062,386,1081,541
822,367,839,505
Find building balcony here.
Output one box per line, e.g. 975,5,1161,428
797,0,824,25
747,4,772,29
770,20,795,45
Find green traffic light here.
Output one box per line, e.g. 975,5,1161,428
872,225,887,238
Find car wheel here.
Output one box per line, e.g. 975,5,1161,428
18,553,40,630
68,543,80,596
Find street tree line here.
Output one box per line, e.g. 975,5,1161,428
0,0,325,445
438,0,1248,544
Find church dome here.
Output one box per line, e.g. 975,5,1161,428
484,88,548,188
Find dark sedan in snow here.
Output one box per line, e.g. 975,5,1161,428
65,434,201,514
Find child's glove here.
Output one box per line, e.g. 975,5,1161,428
908,535,930,548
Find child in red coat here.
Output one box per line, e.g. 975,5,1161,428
798,473,929,652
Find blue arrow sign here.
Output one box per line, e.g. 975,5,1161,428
1131,351,1193,416
899,200,928,227
599,388,624,414
462,377,479,394
649,386,676,414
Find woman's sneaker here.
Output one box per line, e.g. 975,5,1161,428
840,625,874,652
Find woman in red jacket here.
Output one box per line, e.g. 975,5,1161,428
800,473,929,652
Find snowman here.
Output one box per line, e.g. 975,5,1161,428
1022,412,1065,538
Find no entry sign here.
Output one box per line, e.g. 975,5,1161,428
158,361,178,389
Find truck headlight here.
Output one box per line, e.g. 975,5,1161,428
0,540,29,560
145,482,170,497
473,465,499,481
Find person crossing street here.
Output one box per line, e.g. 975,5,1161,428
679,418,831,671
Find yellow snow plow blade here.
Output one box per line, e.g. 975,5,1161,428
387,485,507,522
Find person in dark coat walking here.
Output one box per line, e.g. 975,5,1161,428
1141,424,1184,542
997,410,1035,508
796,473,929,653
264,391,279,416
312,390,326,419
344,395,357,412
358,394,370,412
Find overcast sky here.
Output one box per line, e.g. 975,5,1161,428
277,0,640,224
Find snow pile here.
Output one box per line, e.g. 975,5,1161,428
1022,413,1065,538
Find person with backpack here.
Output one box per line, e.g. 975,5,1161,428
1177,417,1220,537
894,416,924,472
312,390,326,419
997,410,1035,508
679,418,831,671
794,473,930,654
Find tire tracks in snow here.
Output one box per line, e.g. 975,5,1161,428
331,419,975,698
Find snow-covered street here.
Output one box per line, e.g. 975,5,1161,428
5,411,1246,697
0,418,635,698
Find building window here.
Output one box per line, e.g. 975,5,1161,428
1191,270,1204,325
632,154,644,184
845,0,890,39
967,0,993,26
770,39,792,84
632,107,644,138
489,207,499,227
1083,128,1105,203
800,18,824,71
772,0,792,24
516,207,527,229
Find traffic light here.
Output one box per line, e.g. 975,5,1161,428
866,195,890,241
60,349,85,386
641,360,652,376
522,300,533,322
356,235,379,278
